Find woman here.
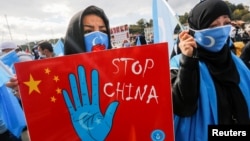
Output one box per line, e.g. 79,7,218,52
64,5,112,55
170,0,250,141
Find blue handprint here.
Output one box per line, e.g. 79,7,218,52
62,66,119,141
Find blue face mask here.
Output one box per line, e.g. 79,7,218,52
84,31,109,52
191,25,231,52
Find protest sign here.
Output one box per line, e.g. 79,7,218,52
15,42,174,141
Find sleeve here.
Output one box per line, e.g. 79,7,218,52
170,54,200,117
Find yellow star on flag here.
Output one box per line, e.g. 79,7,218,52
50,96,56,103
24,74,41,94
53,75,59,82
45,68,51,75
56,88,62,94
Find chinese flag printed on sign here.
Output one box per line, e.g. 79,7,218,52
15,43,174,141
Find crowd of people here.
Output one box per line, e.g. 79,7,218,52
0,0,250,141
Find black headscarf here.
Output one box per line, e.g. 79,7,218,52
64,5,112,55
188,0,231,30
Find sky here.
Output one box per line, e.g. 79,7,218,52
0,0,249,45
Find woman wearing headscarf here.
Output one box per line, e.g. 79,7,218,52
170,0,250,141
64,5,112,55
63,5,119,141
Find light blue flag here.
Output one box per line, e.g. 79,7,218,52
0,61,13,86
152,0,183,57
53,39,64,56
0,85,26,138
0,50,19,74
0,49,27,137
0,60,26,138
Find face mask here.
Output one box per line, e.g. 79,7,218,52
190,25,231,52
84,31,109,52
38,51,46,58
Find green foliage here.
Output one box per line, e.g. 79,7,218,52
129,18,152,34
179,12,189,24
242,13,250,22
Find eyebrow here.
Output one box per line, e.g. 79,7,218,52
83,24,106,29
83,24,94,28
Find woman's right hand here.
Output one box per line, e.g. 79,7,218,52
178,30,197,57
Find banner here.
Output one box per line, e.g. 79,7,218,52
110,24,130,48
15,43,174,141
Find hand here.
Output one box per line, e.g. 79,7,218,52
178,30,197,57
5,76,20,98
62,66,119,141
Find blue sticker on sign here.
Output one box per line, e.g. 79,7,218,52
151,129,166,141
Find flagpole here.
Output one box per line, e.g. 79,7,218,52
4,14,13,40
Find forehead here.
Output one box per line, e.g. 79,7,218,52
210,15,230,25
82,14,105,25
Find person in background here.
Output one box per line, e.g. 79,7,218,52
230,21,250,56
31,45,40,60
240,41,250,69
0,41,33,62
122,39,131,47
170,0,250,141
242,23,250,45
37,41,56,59
230,21,243,42
64,5,112,55
135,33,147,46
0,42,18,54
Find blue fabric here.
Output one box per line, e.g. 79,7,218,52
170,53,250,141
0,50,19,74
53,39,64,56
0,112,7,133
0,85,26,138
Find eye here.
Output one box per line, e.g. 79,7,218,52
224,22,231,26
100,30,107,34
83,30,93,35
209,25,217,28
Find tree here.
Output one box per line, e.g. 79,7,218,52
129,18,152,35
179,12,189,24
242,13,250,22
